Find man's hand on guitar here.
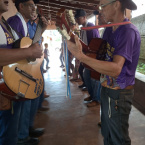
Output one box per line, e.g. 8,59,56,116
28,43,43,59
67,35,84,60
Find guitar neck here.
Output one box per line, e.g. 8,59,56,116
32,18,43,44
70,32,89,53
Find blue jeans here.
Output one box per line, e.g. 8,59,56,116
59,52,64,66
83,68,93,96
29,60,45,127
19,61,45,135
38,62,45,109
78,63,85,83
29,97,40,128
18,100,31,139
84,68,101,101
101,87,134,145
45,57,49,68
38,89,44,109
91,79,101,102
0,102,23,145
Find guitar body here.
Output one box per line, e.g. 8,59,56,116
1,37,44,100
83,38,107,80
0,73,16,100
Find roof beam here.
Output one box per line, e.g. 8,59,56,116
39,0,99,5
39,0,97,11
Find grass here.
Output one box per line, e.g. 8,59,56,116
136,62,145,75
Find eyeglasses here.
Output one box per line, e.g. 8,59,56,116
99,0,116,11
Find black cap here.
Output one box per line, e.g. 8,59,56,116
75,9,86,19
15,0,39,9
119,0,137,10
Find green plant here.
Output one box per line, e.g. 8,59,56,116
136,62,145,75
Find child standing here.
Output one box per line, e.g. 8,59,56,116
44,43,50,69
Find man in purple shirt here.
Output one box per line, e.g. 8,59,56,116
7,0,40,144
67,0,141,145
0,0,48,145
0,0,43,145
75,9,101,107
7,0,48,145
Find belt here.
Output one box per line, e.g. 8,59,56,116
102,85,134,90
124,85,134,90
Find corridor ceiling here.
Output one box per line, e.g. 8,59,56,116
36,0,100,21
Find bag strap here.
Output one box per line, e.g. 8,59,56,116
0,17,15,40
2,16,24,39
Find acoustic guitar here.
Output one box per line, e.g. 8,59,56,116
56,9,107,80
0,14,44,101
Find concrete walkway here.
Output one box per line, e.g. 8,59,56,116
35,54,145,145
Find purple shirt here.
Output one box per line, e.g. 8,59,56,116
102,18,141,89
7,15,26,38
86,22,100,44
0,25,14,49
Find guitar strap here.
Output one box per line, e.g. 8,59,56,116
32,15,43,44
1,17,25,40
0,17,15,40
81,21,131,30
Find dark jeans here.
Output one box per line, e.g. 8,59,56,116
84,69,101,101
101,87,134,145
38,61,45,109
29,97,40,128
0,102,23,145
78,63,85,83
18,100,31,139
92,79,101,102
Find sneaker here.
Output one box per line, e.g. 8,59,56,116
29,127,44,138
84,96,92,101
17,137,39,145
87,101,99,107
78,83,85,88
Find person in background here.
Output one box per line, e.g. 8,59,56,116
44,43,50,70
7,0,48,144
37,38,50,111
59,41,65,68
69,23,81,82
27,9,50,140
75,9,100,107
